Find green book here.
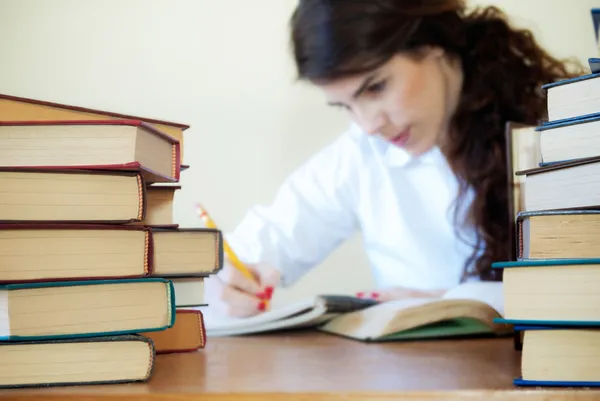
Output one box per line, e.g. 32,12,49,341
0,278,175,341
317,281,510,342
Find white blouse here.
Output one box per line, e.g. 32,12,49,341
225,123,483,291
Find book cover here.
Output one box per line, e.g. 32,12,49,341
0,119,181,183
0,278,176,340
0,167,147,224
0,334,155,388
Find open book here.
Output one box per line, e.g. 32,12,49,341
204,282,511,341
204,295,378,337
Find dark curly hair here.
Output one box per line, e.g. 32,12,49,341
290,0,583,281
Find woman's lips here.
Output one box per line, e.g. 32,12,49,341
389,128,410,147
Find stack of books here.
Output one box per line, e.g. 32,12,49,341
494,59,600,387
0,93,223,388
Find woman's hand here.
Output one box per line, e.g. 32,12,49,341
204,261,281,318
355,286,448,303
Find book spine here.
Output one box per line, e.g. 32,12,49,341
136,173,146,222
172,141,181,180
196,310,206,349
517,218,524,260
144,230,152,276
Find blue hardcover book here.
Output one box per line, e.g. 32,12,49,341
541,72,600,91
530,113,600,167
589,58,600,74
513,324,600,387
540,71,600,124
536,111,600,130
514,378,600,387
492,258,600,326
0,278,175,341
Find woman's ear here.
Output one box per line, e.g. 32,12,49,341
425,46,445,59
412,45,445,61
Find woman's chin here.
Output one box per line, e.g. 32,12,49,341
405,141,437,156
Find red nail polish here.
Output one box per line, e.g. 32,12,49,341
257,300,267,311
256,291,267,300
370,292,380,299
264,286,274,299
356,292,365,298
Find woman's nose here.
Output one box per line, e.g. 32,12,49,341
354,108,386,135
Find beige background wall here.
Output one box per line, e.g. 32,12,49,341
0,0,597,307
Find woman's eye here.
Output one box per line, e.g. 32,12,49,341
366,80,386,94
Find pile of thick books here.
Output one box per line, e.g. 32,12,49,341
494,53,600,387
0,93,222,388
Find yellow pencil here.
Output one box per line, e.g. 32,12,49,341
195,204,270,308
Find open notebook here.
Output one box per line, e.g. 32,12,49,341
204,295,378,337
204,282,510,341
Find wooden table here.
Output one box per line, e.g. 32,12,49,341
1,331,599,400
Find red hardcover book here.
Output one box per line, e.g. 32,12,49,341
0,224,223,283
0,119,181,183
0,167,147,224
0,92,189,162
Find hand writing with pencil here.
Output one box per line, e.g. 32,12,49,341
204,260,280,318
197,204,280,318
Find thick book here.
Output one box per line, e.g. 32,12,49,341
541,72,600,122
515,155,600,212
513,325,600,387
492,258,600,326
536,112,600,164
171,277,205,307
0,119,181,183
0,278,175,340
0,168,146,223
134,184,180,227
0,224,223,282
0,92,189,161
517,209,600,259
318,281,509,342
0,334,155,388
142,309,205,354
205,282,510,341
151,227,223,278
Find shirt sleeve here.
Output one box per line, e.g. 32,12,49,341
225,132,360,287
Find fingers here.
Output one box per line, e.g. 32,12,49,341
217,259,262,296
205,274,265,318
355,287,448,303
255,264,281,299
356,291,381,301
204,262,281,318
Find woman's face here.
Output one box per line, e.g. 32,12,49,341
317,48,463,156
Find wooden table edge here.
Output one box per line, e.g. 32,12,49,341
4,390,600,401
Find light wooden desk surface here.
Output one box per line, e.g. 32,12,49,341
1,331,599,400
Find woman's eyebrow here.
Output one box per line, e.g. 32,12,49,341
352,73,380,99
326,72,381,107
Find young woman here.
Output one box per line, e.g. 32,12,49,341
204,0,581,318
